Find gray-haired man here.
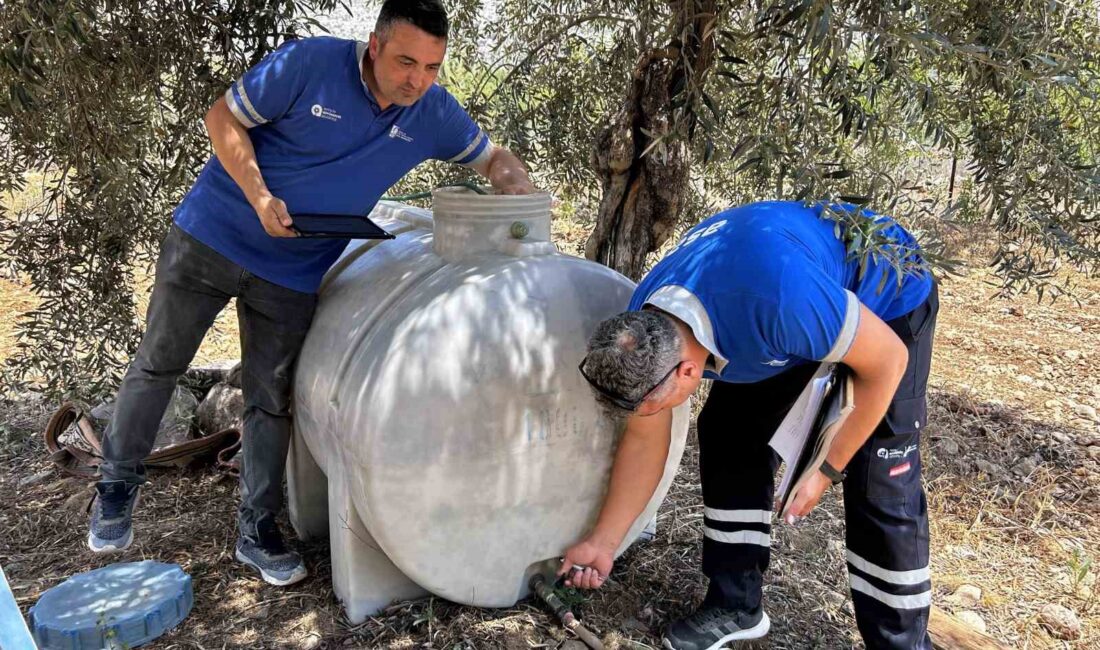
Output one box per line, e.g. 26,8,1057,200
561,201,937,650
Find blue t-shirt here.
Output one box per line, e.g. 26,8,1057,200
629,201,934,383
174,36,490,293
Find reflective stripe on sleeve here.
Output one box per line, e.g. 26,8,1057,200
823,289,861,362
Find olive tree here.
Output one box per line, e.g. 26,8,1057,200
0,0,338,398
449,0,1098,283
2,0,1097,400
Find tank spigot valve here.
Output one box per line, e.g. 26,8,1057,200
529,574,604,649
510,221,530,239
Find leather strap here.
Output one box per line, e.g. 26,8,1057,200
43,402,241,476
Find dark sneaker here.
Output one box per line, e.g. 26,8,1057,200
87,481,141,553
662,606,770,650
235,518,308,586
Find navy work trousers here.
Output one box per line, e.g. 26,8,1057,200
697,284,938,649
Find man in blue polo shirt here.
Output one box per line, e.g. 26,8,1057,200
561,201,938,649
87,0,535,586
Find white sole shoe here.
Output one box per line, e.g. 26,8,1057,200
662,611,771,650
87,490,140,554
87,527,133,554
235,548,308,586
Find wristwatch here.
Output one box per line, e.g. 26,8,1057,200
819,459,847,484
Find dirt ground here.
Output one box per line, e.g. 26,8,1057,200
1,236,1097,649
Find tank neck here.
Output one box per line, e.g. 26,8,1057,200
431,187,553,262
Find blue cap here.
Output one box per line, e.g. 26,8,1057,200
29,561,192,649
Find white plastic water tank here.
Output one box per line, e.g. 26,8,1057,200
288,188,690,623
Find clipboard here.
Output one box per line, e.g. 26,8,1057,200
289,214,396,240
773,364,855,518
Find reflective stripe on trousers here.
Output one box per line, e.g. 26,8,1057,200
696,284,938,649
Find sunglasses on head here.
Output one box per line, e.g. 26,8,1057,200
578,357,683,412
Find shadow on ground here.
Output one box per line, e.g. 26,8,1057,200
1,386,1096,648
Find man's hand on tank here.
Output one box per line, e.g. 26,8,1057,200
252,193,298,237
558,537,615,589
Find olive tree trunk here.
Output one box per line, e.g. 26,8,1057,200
585,0,718,280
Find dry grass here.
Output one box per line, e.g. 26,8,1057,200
0,226,1097,648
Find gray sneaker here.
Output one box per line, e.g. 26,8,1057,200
662,606,770,650
87,480,141,553
235,518,308,586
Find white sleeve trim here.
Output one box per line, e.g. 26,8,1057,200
224,86,259,128
462,140,494,168
448,131,488,164
645,285,728,373
823,290,861,362
234,79,268,126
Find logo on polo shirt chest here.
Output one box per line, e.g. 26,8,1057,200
310,104,342,121
389,125,413,142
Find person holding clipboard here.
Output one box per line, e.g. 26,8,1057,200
563,200,938,650
87,0,535,587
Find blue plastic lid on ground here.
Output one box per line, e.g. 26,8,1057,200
28,560,192,650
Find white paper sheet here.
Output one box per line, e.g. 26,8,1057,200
770,362,835,499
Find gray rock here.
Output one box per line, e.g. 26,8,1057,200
195,382,245,434
1063,349,1081,362
1013,457,1038,476
1072,403,1098,422
155,385,200,449
956,610,986,634
950,584,982,608
620,617,649,633
226,362,242,389
938,437,960,455
1051,431,1071,444
947,545,978,561
64,486,96,512
91,385,199,451
89,400,114,422
1039,603,1081,640
18,470,53,488
974,459,1003,477
183,360,240,398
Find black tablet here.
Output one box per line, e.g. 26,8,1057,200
289,214,396,239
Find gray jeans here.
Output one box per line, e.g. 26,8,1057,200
100,224,318,540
